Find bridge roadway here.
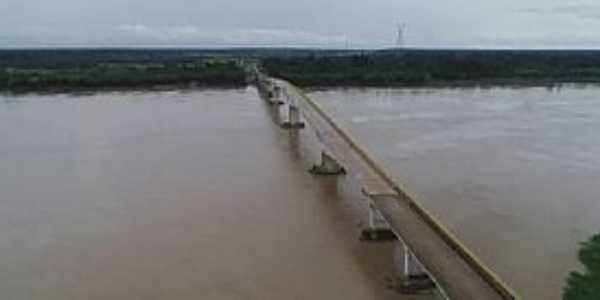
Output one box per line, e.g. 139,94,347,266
264,76,521,300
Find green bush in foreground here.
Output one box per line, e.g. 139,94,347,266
564,234,600,300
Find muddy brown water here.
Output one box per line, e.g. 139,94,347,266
3,85,597,300
0,88,425,300
309,85,600,300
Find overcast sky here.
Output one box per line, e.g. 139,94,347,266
1,0,599,48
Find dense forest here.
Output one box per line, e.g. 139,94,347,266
0,49,248,92
261,49,600,87
3,48,600,91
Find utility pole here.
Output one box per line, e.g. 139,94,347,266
396,23,407,48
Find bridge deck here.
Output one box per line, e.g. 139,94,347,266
274,78,519,300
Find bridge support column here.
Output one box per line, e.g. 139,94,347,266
398,243,436,294
257,80,270,99
256,73,267,88
309,151,346,175
360,203,397,241
268,100,283,125
268,85,284,105
281,105,305,129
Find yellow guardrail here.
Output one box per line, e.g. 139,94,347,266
287,83,521,300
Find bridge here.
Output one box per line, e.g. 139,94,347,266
246,64,521,300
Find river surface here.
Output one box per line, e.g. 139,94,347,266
0,88,413,300
309,85,600,300
3,85,598,300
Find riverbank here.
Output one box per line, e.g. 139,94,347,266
0,82,247,96
5,48,600,91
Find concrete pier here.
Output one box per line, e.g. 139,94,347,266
281,105,305,129
360,203,397,242
309,151,346,175
256,77,284,105
398,244,436,294
268,85,285,105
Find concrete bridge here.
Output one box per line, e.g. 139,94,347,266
249,64,521,300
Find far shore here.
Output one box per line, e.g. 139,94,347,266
0,81,247,96
5,77,600,96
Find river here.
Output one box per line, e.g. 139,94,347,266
309,85,600,300
0,88,410,300
2,85,598,299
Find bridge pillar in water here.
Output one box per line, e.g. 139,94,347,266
398,244,436,294
309,151,346,175
273,85,282,99
360,203,397,241
257,79,269,98
281,105,305,129
256,73,267,88
268,99,283,125
268,85,284,105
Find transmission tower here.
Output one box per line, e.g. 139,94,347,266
396,23,406,48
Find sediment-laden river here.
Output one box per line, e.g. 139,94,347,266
0,88,404,300
309,85,600,300
2,85,599,300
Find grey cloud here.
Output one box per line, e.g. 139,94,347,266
517,5,600,20
1,0,600,48
113,25,347,47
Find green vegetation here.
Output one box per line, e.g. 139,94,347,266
0,50,246,92
4,49,600,91
564,234,600,300
0,61,245,91
261,49,600,87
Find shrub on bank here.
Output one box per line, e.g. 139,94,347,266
564,234,600,300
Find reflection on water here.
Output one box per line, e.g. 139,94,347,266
0,88,406,300
310,85,600,300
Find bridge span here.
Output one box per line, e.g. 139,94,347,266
251,67,521,300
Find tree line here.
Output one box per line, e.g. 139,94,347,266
261,49,600,86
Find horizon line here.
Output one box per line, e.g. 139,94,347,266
2,45,600,51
